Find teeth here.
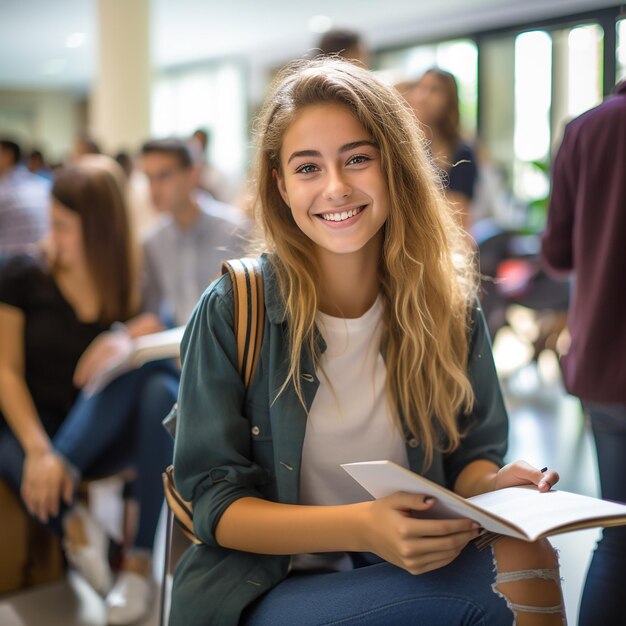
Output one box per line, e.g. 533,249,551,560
320,206,363,222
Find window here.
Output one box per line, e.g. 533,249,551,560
482,22,603,228
376,39,478,134
151,62,246,181
618,18,626,82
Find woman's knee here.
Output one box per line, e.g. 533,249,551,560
492,537,565,625
493,537,559,571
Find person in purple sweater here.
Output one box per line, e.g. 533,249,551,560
541,80,626,626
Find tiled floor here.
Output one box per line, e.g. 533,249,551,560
0,317,602,625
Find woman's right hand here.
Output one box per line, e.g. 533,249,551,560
123,313,164,338
73,330,133,388
360,491,480,575
21,448,74,523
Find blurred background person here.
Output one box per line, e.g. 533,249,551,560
316,27,370,67
400,68,478,233
140,138,249,327
115,149,159,237
190,127,232,203
541,80,626,626
0,154,179,625
27,149,53,182
114,150,133,179
0,139,50,261
70,131,101,162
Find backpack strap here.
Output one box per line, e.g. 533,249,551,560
162,257,265,545
222,258,265,388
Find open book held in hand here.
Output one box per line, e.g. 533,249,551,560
342,460,626,542
84,325,185,397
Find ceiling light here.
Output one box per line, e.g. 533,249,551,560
65,32,85,48
308,15,333,34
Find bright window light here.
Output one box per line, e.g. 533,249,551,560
436,40,478,133
377,39,478,133
151,63,246,177
65,32,85,48
568,25,602,117
514,30,552,163
618,19,626,82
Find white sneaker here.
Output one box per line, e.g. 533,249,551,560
105,571,152,625
63,504,113,595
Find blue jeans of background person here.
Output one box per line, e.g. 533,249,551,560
578,402,626,626
242,546,512,625
0,360,179,550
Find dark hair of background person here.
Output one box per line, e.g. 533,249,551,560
141,138,194,169
114,150,133,178
28,149,45,169
75,132,101,155
192,128,211,151
317,28,362,56
419,68,461,146
0,139,22,166
51,155,138,324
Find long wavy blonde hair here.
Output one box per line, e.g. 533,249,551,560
253,58,477,466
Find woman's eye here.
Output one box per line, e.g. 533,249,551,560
295,164,318,174
347,154,371,166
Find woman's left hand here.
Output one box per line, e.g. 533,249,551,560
494,460,560,494
22,450,74,523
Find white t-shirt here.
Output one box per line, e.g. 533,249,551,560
299,296,409,507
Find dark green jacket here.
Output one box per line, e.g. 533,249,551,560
169,254,508,625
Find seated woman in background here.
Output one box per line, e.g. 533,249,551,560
400,67,478,233
0,155,179,625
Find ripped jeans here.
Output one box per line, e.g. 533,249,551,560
243,540,565,625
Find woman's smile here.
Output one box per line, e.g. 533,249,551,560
316,204,366,225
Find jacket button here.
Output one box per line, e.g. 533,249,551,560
408,438,419,448
302,373,315,382
251,426,260,436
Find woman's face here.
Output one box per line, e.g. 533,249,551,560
50,200,85,269
405,72,449,128
275,102,389,264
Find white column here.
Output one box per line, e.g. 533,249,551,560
90,0,151,154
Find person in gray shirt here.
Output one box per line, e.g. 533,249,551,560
140,139,248,326
0,139,50,260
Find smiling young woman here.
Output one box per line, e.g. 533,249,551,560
169,58,566,626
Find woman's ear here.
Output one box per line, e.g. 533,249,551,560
273,168,290,208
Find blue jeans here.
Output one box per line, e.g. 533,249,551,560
242,546,512,625
578,402,626,626
0,360,179,550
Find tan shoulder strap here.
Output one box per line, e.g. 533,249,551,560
221,258,265,388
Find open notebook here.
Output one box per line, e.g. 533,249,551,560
342,460,626,542
84,325,185,397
